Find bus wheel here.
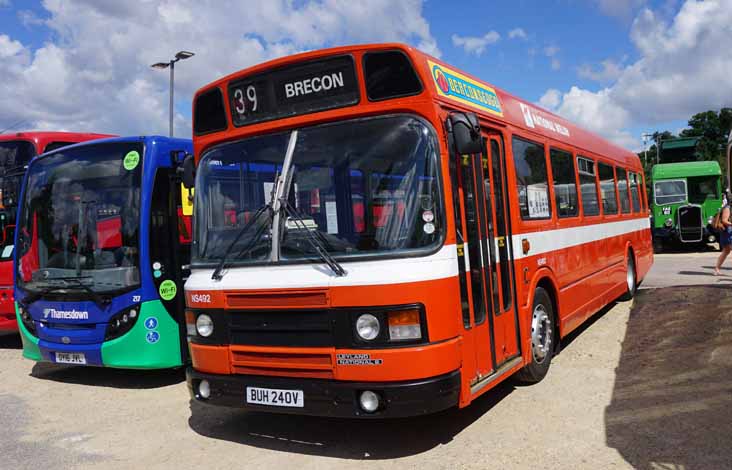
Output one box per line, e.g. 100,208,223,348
620,251,636,301
515,287,554,384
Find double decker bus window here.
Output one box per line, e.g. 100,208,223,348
364,50,422,101
599,162,619,215
549,148,579,218
578,156,600,216
617,167,631,213
513,137,550,220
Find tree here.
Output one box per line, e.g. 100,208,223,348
679,108,732,166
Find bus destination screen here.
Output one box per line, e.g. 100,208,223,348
228,55,359,127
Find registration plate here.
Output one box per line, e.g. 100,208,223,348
55,352,87,365
246,386,304,408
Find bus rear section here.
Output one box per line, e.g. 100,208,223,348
15,136,192,369
0,132,112,331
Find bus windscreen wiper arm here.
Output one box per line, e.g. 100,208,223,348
282,200,346,277
21,276,109,309
211,204,272,281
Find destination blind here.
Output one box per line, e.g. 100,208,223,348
228,55,359,127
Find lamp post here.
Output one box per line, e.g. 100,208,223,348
641,132,653,168
151,51,195,137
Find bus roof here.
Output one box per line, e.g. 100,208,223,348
0,131,114,152
193,43,639,168
33,134,191,153
651,161,721,180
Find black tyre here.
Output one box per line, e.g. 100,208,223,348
619,251,637,301
515,287,555,384
652,238,663,253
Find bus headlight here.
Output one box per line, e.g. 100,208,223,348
18,305,36,335
387,309,422,341
105,308,140,340
664,218,673,227
196,314,214,337
355,314,380,341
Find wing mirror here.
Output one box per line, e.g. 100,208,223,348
448,112,482,155
179,153,196,189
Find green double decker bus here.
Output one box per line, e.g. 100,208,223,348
651,161,723,251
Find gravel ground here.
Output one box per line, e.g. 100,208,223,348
1,251,729,469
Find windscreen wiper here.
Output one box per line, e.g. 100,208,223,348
281,200,346,277
211,204,272,281
59,276,110,308
20,276,109,309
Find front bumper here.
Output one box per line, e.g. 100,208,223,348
187,368,461,418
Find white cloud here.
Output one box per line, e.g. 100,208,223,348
544,45,560,57
544,45,560,70
452,31,500,56
0,0,440,136
17,10,45,27
539,0,732,150
0,34,23,58
577,59,624,82
508,28,527,40
0,0,10,7
540,87,636,148
538,89,562,109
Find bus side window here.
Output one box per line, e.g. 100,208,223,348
598,162,619,215
577,156,600,216
630,172,642,213
512,136,550,220
616,168,631,213
43,141,75,153
549,148,578,218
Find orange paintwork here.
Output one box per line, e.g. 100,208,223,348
188,43,653,409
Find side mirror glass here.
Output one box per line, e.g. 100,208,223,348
180,153,195,189
448,112,482,155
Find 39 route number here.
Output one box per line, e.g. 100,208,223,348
233,85,257,115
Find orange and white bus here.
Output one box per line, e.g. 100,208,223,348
184,43,653,417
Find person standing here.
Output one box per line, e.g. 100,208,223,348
715,192,732,275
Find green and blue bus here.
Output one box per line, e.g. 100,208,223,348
14,136,193,368
651,160,722,251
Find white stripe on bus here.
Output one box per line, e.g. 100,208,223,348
510,217,650,260
185,217,649,290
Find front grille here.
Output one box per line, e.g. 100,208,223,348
228,310,338,347
678,205,702,242
230,348,334,379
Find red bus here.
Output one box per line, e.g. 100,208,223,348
184,44,653,417
0,131,112,331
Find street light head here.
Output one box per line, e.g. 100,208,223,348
151,62,170,69
175,51,195,60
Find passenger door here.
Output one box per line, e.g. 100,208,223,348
455,130,520,382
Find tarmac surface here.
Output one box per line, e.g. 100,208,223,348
1,250,730,469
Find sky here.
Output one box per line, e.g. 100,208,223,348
0,0,730,151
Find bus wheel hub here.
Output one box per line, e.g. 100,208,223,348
531,305,552,363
